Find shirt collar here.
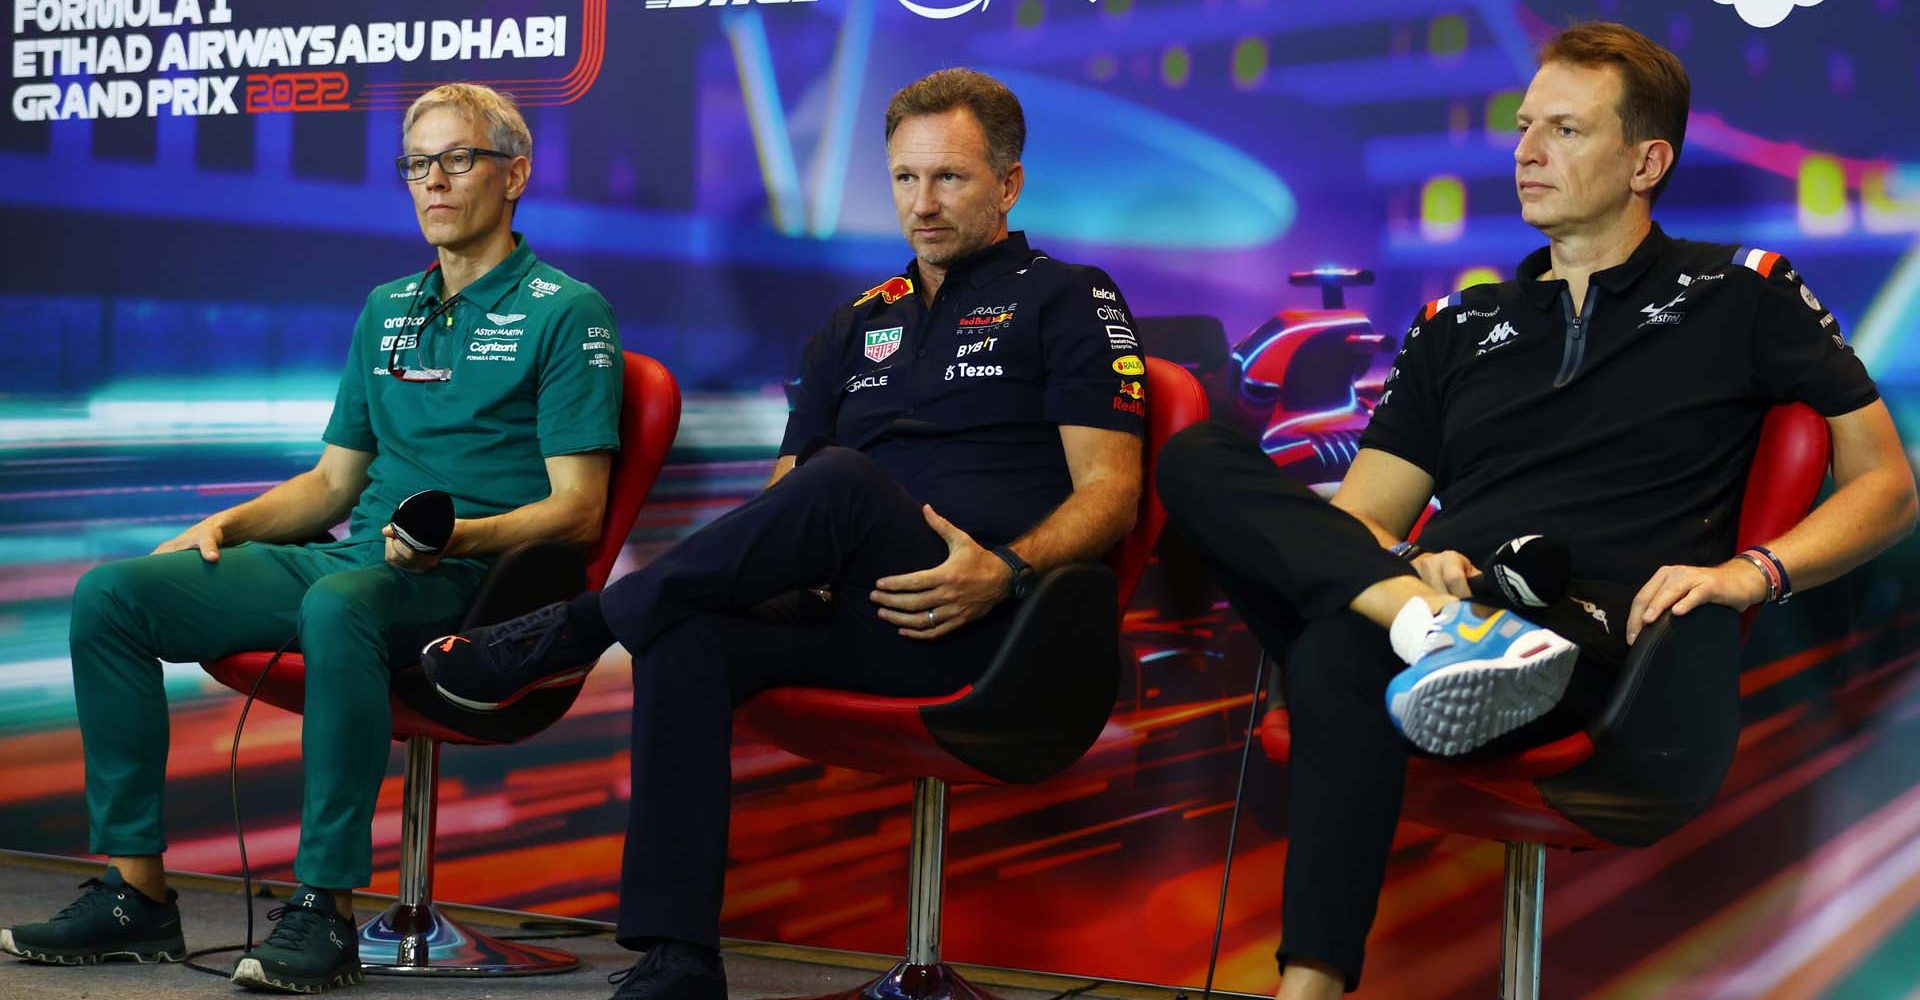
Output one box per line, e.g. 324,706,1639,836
1514,222,1673,308
422,232,539,309
905,231,1035,293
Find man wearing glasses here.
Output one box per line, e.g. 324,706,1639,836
1,83,621,994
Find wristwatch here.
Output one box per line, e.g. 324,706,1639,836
990,545,1036,601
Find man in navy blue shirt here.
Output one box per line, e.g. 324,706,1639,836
421,68,1144,1000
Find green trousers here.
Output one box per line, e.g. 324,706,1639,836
68,538,487,889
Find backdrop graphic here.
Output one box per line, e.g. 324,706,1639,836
3,0,1920,996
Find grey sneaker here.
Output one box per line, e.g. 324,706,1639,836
0,866,185,965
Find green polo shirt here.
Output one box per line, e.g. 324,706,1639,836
322,234,623,542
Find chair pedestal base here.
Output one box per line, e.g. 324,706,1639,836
802,960,1001,1000
357,901,578,977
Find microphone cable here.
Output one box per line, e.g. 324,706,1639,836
1192,651,1273,1000
182,632,297,977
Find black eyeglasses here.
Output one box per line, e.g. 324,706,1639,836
395,147,513,182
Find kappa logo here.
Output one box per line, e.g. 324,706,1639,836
864,327,904,363
527,277,563,299
855,276,914,307
487,312,526,326
1639,291,1688,328
1475,322,1520,355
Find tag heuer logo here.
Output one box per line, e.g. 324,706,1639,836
487,313,527,325
864,327,904,363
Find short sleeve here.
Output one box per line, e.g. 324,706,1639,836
1749,257,1879,416
779,320,840,456
322,296,378,452
1358,306,1445,476
535,294,624,456
1040,268,1147,436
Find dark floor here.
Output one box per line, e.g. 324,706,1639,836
0,855,1170,1000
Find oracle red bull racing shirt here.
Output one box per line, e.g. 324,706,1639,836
781,232,1147,548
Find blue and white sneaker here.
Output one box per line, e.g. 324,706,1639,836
1385,599,1578,756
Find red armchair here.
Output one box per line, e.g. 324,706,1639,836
1259,402,1832,999
201,351,681,976
737,357,1211,1000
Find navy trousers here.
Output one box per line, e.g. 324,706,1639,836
597,446,1014,950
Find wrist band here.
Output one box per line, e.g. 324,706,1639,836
1736,551,1779,603
1738,547,1792,604
1748,545,1793,603
1389,541,1425,562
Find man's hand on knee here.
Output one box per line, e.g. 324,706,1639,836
152,518,227,562
1626,561,1769,644
870,504,1012,640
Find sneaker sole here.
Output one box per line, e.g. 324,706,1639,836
427,668,593,713
1,927,184,965
1390,633,1578,756
420,637,591,712
231,956,366,993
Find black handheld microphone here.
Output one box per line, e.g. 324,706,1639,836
1467,534,1570,610
390,489,455,554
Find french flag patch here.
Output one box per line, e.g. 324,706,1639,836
1423,293,1459,320
1734,247,1783,278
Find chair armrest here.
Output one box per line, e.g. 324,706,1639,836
457,541,590,630
919,562,1121,784
1542,603,1742,845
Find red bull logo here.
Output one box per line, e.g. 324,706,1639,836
855,276,915,307
1118,380,1145,400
